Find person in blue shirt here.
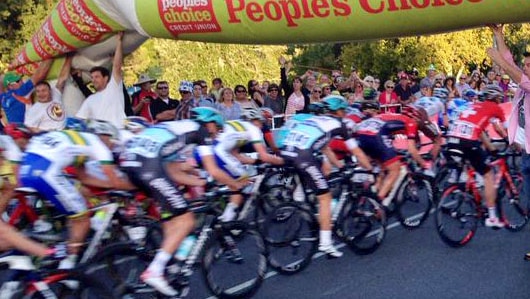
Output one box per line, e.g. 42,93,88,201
1,60,52,124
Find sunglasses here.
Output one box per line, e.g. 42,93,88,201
269,88,278,92
366,80,374,83
312,90,322,93
460,77,467,80
157,86,169,90
201,85,207,88
236,90,246,93
180,90,191,94
386,86,395,89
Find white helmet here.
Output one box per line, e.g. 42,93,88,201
87,119,119,139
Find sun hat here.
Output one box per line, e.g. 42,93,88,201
134,74,157,86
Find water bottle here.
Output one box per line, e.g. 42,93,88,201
175,235,197,261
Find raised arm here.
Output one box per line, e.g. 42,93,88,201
112,32,124,83
30,59,53,84
55,54,73,93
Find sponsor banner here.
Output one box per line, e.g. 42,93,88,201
10,0,530,71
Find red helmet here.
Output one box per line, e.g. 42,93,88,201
4,123,32,140
401,105,439,140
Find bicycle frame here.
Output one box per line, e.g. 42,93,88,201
7,189,40,227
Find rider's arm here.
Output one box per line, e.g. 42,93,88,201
480,132,496,152
322,146,344,169
253,142,284,165
201,154,245,191
408,139,427,168
77,164,135,190
166,161,206,187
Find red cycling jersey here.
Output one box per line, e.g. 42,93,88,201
447,101,505,141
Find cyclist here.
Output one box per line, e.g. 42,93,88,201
446,84,508,228
121,107,240,296
446,89,475,127
0,132,23,216
413,87,448,128
279,95,372,258
18,118,134,269
202,108,284,222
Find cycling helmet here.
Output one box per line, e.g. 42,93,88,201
87,119,119,139
64,117,87,132
259,107,274,120
462,88,478,101
360,100,380,111
190,107,225,127
307,102,325,115
363,88,377,101
124,116,150,132
322,95,348,112
4,123,31,139
241,108,265,122
402,105,439,140
432,87,449,100
482,84,504,102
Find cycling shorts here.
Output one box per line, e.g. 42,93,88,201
194,147,247,180
357,134,400,167
280,149,328,196
19,153,86,217
447,138,490,175
120,155,188,220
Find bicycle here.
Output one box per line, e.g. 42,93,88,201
0,249,113,298
435,149,528,248
83,185,267,299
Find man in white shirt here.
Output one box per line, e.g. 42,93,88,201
25,55,72,132
76,32,125,128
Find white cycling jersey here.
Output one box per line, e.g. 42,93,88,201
413,96,445,117
0,135,22,163
215,120,264,152
24,130,113,168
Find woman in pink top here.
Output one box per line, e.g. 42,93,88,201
284,77,306,116
378,80,399,113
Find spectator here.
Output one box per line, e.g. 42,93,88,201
443,76,459,99
24,55,73,132
215,87,241,120
76,32,126,128
321,83,332,97
1,60,52,125
248,80,264,107
351,80,364,102
260,80,270,95
131,74,158,122
379,80,399,113
300,72,317,98
488,26,530,248
455,74,471,97
263,83,285,115
197,79,215,104
209,77,223,102
191,81,214,108
234,84,259,110
309,86,322,103
420,65,437,88
150,81,179,123
485,70,497,85
498,74,512,102
413,81,432,99
319,74,332,86
395,74,415,105
174,81,195,120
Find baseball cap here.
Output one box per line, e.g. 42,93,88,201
3,72,22,87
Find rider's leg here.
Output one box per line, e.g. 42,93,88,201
0,221,49,257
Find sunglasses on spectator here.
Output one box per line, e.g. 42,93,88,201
236,89,246,93
157,86,169,90
323,87,331,90
460,77,467,80
180,90,191,94
201,85,207,88
312,90,322,93
8,79,21,86
269,88,278,92
386,86,395,89
366,80,374,83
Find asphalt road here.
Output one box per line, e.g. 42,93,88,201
190,213,530,299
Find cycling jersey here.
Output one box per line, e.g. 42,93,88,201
446,98,471,124
355,117,400,166
20,130,113,216
120,120,210,219
0,135,22,164
447,101,506,141
273,113,314,149
357,114,418,139
413,97,445,117
280,115,358,196
346,107,366,123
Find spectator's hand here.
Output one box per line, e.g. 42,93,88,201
278,56,287,66
487,23,504,35
116,31,124,40
486,47,502,61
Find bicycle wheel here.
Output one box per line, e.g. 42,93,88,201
259,171,295,214
334,193,386,255
262,202,318,275
13,269,114,299
433,165,453,205
82,242,156,299
498,176,528,231
396,176,433,229
435,185,478,247
203,221,266,299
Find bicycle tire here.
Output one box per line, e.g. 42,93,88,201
81,242,156,299
396,176,433,229
259,171,296,214
433,165,452,205
13,269,114,299
334,193,386,255
497,176,528,232
435,184,478,248
262,202,318,275
203,221,267,299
